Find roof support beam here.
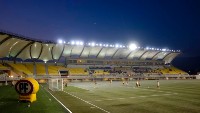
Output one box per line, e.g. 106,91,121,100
138,50,148,60
37,44,43,59
126,50,138,59
96,47,104,58
51,45,55,60
162,52,172,60
14,41,34,59
69,47,74,58
111,48,120,59
57,45,65,62
0,36,11,45
79,46,85,58
151,51,162,60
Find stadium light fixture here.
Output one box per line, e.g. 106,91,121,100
146,47,149,50
162,49,166,51
106,44,108,47
64,41,66,44
80,41,83,45
58,39,63,44
99,44,102,46
71,41,75,45
129,43,137,50
115,44,119,48
75,41,80,45
91,42,95,46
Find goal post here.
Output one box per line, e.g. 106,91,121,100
48,78,63,91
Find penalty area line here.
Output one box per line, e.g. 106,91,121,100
43,87,72,113
64,91,110,113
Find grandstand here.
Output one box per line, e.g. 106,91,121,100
0,30,191,82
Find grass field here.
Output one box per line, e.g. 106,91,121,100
1,80,200,113
0,85,67,113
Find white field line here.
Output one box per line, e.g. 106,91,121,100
42,86,72,113
93,92,178,102
118,98,125,99
64,91,110,113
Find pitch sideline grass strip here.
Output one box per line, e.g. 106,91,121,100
41,85,72,113
63,91,110,113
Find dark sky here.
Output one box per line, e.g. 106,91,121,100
0,0,200,57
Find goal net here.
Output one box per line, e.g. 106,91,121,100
48,78,63,91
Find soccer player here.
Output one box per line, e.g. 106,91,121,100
136,80,139,87
157,81,160,88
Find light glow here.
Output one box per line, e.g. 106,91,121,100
58,39,63,44
129,43,137,50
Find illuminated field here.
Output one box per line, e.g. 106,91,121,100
53,80,200,113
0,85,66,113
1,80,200,113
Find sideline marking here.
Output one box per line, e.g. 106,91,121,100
42,86,72,113
64,91,110,113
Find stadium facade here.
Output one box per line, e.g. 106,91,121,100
0,31,180,64
0,30,191,82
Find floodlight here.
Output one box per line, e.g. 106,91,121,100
64,41,66,44
146,47,149,50
80,41,83,45
58,39,63,44
76,41,80,45
71,41,75,45
129,43,137,50
99,44,102,46
106,44,108,47
91,42,95,46
115,44,119,48
162,49,166,51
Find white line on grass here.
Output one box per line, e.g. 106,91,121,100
130,97,136,98
139,96,147,98
105,99,113,100
118,98,125,99
64,91,110,113
43,86,72,113
95,100,102,101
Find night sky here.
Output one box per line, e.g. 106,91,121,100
0,0,200,57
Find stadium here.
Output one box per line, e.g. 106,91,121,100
0,30,200,113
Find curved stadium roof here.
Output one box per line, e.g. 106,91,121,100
0,31,180,64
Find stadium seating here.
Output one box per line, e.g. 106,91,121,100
25,63,35,74
35,64,46,75
152,66,188,75
48,65,59,75
67,68,88,75
7,63,33,75
0,64,9,70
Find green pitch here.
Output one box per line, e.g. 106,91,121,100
0,85,67,113
53,80,200,113
1,80,200,113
